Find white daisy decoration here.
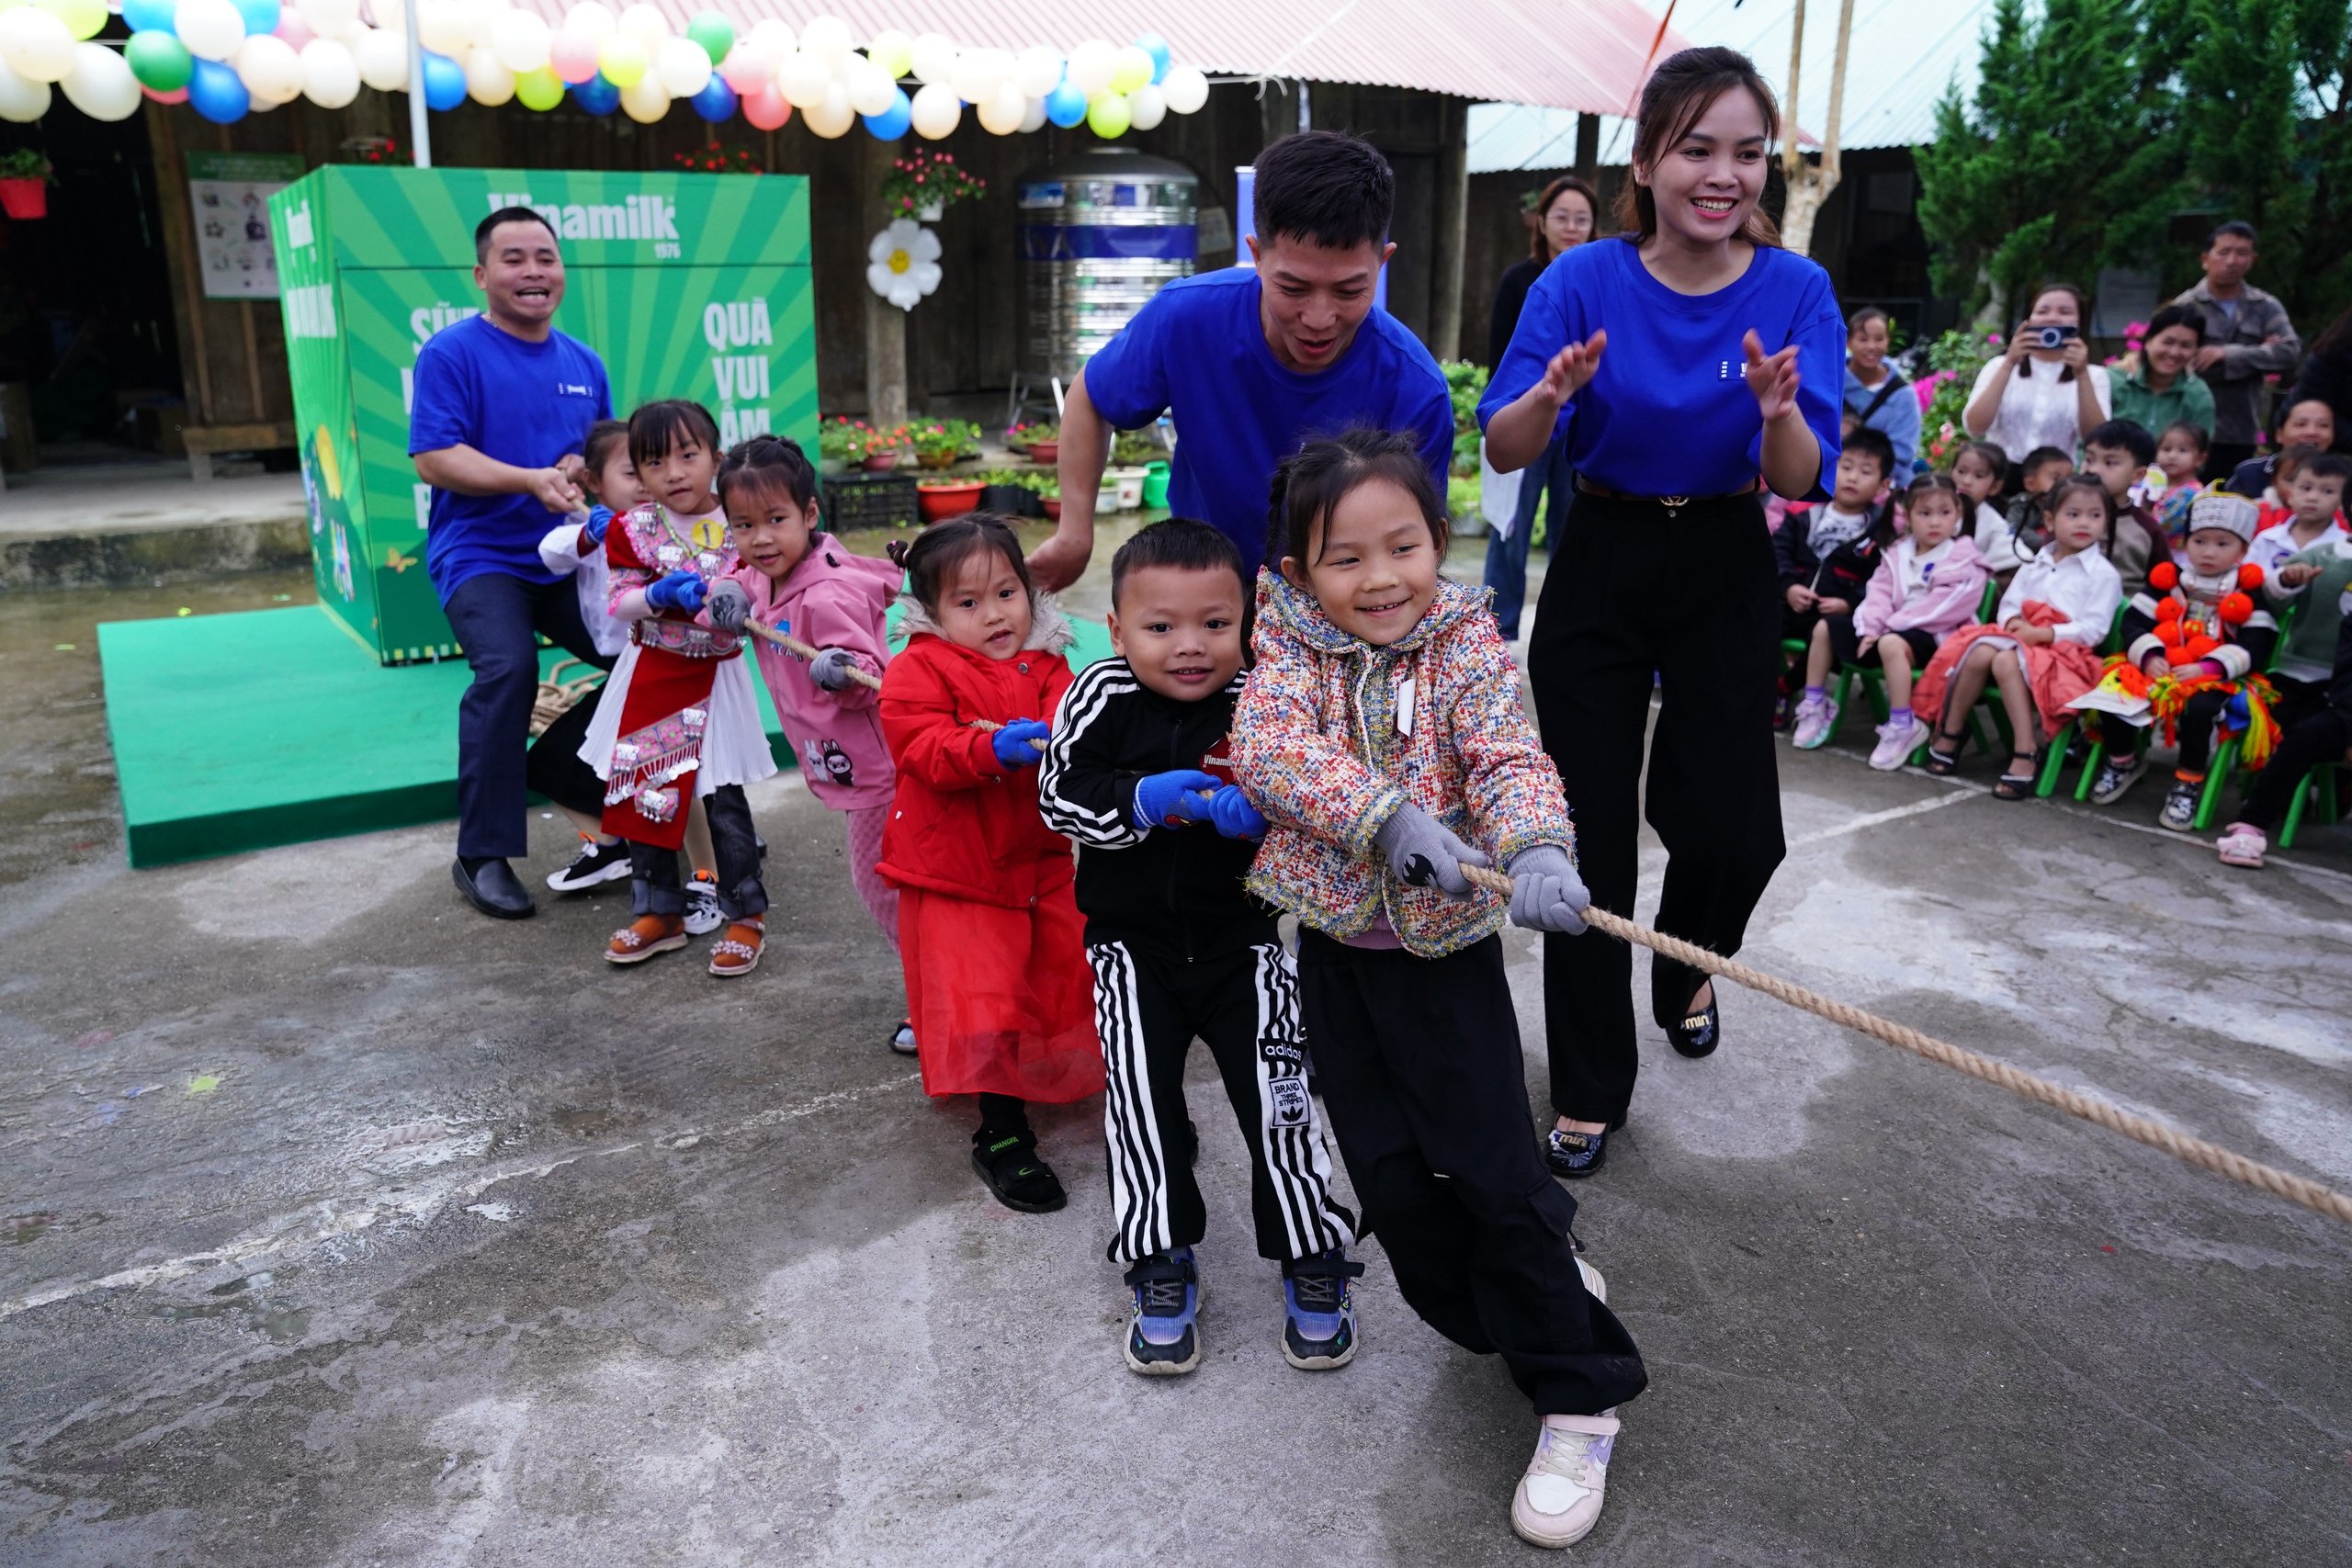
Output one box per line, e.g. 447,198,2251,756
866,219,943,312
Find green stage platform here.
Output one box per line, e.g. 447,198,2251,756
100,604,1111,869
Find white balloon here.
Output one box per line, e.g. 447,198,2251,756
1012,45,1062,99
299,36,360,106
1128,82,1166,131
775,49,829,109
352,23,408,89
910,79,958,138
365,0,403,37
1065,39,1115,96
415,0,469,57
298,0,362,40
798,14,852,63
618,72,668,122
0,6,74,82
975,81,1023,135
654,35,708,96
1018,94,1046,132
489,9,549,73
908,29,955,85
865,27,910,76
464,45,514,104
562,1,616,43
61,40,140,120
746,17,793,57
235,32,305,100
1160,63,1208,115
955,47,1012,104
463,0,505,51
0,59,49,122
616,3,669,43
800,80,854,137
842,52,893,116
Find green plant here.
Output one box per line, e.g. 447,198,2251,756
1439,359,1491,478
1446,475,1479,522
1111,431,1163,466
0,151,54,183
908,418,980,460
1010,420,1058,446
819,416,905,463
1913,328,2000,468
971,468,1056,493
880,149,986,218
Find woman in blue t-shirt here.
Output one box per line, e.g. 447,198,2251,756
1481,47,1844,1182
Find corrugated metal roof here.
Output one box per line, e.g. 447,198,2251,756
1466,0,1992,168
506,0,1692,113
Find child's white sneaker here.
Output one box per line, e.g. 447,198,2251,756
1791,690,1838,750
1868,714,1921,770
1510,1411,1620,1549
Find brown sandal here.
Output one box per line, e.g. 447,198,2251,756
606,913,688,964
708,915,765,977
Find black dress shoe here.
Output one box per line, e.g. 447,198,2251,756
452,856,535,919
1670,987,1720,1058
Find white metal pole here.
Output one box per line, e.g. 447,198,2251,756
403,0,431,168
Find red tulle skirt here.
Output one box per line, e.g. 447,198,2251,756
898,883,1102,1104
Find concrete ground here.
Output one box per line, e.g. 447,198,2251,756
4,536,2350,1566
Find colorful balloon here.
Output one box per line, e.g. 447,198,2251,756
861,83,910,139
514,62,561,108
842,51,894,115
271,12,312,51
230,0,277,38
233,30,301,100
1134,32,1170,83
548,28,598,83
298,35,357,106
617,72,667,122
1043,78,1086,129
571,69,617,113
122,0,178,33
127,28,195,90
1086,89,1131,139
1065,39,1114,96
594,30,644,86
1108,45,1151,96
741,84,787,130
717,39,768,93
141,82,190,102
975,81,1023,135
1128,82,1166,131
688,72,732,121
44,0,108,43
907,29,954,86
910,79,958,138
774,48,827,108
0,5,74,79
800,80,853,137
1018,95,1046,132
684,10,729,67
418,46,463,108
414,0,467,55
187,52,248,118
1160,63,1207,115
464,46,513,105
61,39,139,118
653,33,708,96
171,0,243,60
865,28,911,79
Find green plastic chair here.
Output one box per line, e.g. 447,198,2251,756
2278,762,2343,848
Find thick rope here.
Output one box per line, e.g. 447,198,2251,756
964,716,1047,750
745,621,887,692
1456,863,2352,1226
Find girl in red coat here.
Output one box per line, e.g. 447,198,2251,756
876,515,1102,1212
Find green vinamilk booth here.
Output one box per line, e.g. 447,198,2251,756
268,166,820,662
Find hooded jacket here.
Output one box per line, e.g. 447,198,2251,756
1853,534,1991,642
1230,570,1573,959
876,593,1080,909
726,532,901,810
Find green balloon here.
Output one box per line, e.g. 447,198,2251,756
516,65,564,111
684,11,732,67
126,28,194,93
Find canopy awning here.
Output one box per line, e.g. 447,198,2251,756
505,0,1693,114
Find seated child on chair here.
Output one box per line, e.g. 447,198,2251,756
1776,426,1895,719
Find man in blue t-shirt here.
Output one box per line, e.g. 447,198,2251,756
410,206,613,919
1028,131,1454,590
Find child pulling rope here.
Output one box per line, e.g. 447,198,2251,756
746,620,886,692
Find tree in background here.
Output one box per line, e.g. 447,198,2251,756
1916,0,2182,324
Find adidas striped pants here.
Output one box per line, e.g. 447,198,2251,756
1090,938,1357,1267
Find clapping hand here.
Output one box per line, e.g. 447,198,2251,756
1742,330,1802,423
1533,330,1608,408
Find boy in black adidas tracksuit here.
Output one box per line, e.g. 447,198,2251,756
1039,519,1359,1377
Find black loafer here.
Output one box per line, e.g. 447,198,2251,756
1670,990,1720,1058
452,856,535,919
1545,1125,1607,1179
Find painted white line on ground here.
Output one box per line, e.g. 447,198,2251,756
1785,787,1980,850
0,1069,925,1321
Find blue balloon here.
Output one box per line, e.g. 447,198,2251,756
1135,32,1171,84
1045,81,1088,129
421,50,466,110
690,76,737,122
572,73,620,116
187,57,249,123
862,85,911,140
232,0,278,35
123,0,177,33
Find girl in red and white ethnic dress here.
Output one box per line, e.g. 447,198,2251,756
876,515,1102,1215
581,400,777,975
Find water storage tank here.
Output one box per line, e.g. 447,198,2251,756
1016,148,1198,384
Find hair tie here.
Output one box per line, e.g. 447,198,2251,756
886,538,912,569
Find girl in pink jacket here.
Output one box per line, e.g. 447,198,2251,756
702,435,912,1054
1792,470,1991,769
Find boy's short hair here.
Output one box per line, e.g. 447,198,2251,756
716,433,820,513
1252,130,1395,253
627,399,719,470
2143,304,2205,345
2020,445,2073,478
1839,425,1894,480
582,419,629,482
1111,517,1247,607
2086,420,2157,467
2301,452,2352,486
2157,419,2211,455
476,205,555,262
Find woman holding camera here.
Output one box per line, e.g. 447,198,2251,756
1962,282,2112,459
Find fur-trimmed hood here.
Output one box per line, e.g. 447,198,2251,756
894,590,1079,656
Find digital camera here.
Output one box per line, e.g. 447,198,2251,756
2023,323,2080,349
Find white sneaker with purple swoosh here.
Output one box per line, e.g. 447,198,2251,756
1511,1410,1622,1548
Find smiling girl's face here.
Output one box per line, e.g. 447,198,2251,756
1282,476,1443,648
1640,87,1770,252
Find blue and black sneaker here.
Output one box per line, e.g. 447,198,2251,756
1281,1247,1364,1370
1123,1247,1201,1376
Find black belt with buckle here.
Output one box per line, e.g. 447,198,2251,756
1575,477,1764,513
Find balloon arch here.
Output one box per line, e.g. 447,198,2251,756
0,0,1216,138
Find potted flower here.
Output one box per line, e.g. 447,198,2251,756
908,417,980,471
879,148,986,223
820,415,903,473
1004,421,1045,453
0,151,53,221
970,467,1048,517
1022,421,1061,467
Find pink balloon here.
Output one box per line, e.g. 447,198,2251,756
718,42,771,94
274,14,315,50
741,86,790,130
549,30,602,85
143,84,192,102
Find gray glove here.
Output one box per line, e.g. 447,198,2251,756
1505,844,1589,934
808,647,862,692
1372,803,1488,900
704,578,751,634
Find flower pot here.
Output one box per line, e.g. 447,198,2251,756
1106,465,1148,512
1140,460,1170,509
1042,497,1063,521
0,178,47,220
1096,482,1122,513
916,447,960,470
916,479,984,522
916,201,944,222
860,452,899,472
980,483,1044,517
1027,440,1058,466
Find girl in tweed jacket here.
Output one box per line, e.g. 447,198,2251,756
1231,430,1646,1546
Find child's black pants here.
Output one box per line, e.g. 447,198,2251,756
628,784,764,919
1295,931,1646,1417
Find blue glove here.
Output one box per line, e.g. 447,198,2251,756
1132,769,1221,829
1505,844,1589,933
645,570,707,615
1204,784,1268,840
990,718,1050,769
582,505,614,545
